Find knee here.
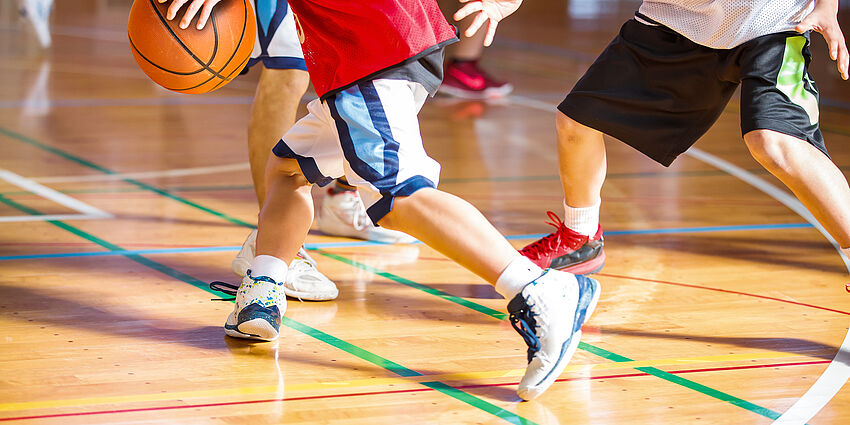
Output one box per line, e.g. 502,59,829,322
266,156,310,188
744,130,796,175
260,68,310,97
556,112,598,147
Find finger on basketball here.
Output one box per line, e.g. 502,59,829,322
166,0,188,20
196,0,220,29
180,0,205,29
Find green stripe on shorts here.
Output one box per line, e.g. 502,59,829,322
777,36,819,125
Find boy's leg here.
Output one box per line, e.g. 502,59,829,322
518,112,607,274
744,129,850,254
333,79,599,399
248,67,310,206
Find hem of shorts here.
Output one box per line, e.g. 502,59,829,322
365,175,436,225
318,36,459,102
743,118,829,158
271,140,334,186
558,101,681,167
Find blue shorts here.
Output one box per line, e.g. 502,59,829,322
272,79,441,224
246,0,306,71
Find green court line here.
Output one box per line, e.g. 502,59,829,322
0,127,254,229
0,196,535,425
317,251,506,320
2,126,781,419
314,251,783,421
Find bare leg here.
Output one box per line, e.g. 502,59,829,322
248,68,310,206
451,14,486,60
744,129,850,248
557,111,607,208
255,157,314,263
379,188,519,283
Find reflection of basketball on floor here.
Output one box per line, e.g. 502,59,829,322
127,0,256,94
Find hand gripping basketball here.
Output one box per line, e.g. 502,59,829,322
128,0,256,93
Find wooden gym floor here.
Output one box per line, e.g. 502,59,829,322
1,1,850,423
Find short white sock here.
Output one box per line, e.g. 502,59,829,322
249,255,288,284
563,200,600,236
495,256,543,300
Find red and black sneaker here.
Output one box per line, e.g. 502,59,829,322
439,59,513,99
519,211,605,275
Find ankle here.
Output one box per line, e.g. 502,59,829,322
563,199,600,236
496,256,543,300
249,255,288,283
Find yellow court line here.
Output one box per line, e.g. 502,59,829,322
0,351,819,414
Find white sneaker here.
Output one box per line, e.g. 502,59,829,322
19,0,52,48
508,271,600,400
224,271,286,341
232,229,338,301
317,189,416,243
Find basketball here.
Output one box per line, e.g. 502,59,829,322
127,0,256,94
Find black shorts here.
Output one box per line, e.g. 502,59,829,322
558,16,826,166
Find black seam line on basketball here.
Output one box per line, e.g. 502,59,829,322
209,54,250,91
312,250,784,421
128,35,205,76
0,197,538,425
146,0,227,81
205,0,251,91
147,0,248,92
0,127,254,228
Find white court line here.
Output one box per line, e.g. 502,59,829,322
32,162,249,183
0,170,112,222
507,94,849,424
685,148,850,425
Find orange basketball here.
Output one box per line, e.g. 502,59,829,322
128,0,256,94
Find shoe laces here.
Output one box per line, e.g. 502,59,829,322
519,211,583,260
334,191,370,231
208,270,277,301
509,299,542,363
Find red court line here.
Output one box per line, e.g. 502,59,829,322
598,272,850,316
0,360,829,422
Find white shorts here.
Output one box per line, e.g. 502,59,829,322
272,79,441,224
246,0,305,70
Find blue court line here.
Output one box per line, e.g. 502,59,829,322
0,222,813,261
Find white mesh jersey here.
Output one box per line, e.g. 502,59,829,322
638,0,815,49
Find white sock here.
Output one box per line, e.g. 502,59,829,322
249,255,288,284
563,199,600,236
495,256,543,300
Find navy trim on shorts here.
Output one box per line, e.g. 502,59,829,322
271,139,334,186
365,175,436,225
242,56,307,73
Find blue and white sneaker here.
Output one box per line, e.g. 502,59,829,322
508,270,600,400
224,270,287,341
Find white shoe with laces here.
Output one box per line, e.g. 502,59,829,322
232,229,338,301
508,271,601,400
317,189,416,243
224,271,286,341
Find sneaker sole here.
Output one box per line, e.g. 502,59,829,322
556,250,606,275
574,275,601,331
437,83,514,100
225,318,279,341
517,330,582,401
517,276,600,400
284,287,339,301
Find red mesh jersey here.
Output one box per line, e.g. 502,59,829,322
287,0,456,97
